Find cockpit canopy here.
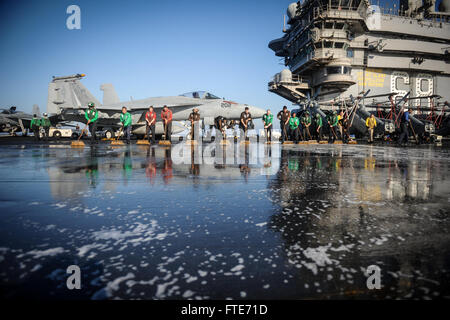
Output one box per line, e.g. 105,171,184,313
1,106,17,114
180,91,221,100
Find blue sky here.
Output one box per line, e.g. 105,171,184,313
0,0,400,114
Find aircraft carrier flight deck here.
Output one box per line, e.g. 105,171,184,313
0,139,449,300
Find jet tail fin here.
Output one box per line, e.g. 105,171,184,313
100,83,120,105
32,104,41,116
47,74,101,115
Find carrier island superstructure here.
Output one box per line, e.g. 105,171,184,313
268,0,450,137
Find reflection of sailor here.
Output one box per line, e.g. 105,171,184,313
123,147,133,183
86,147,99,187
189,145,200,176
162,148,173,184
214,143,227,169
85,102,98,144
41,113,51,142
315,155,322,170
145,148,157,184
188,108,200,140
239,144,251,181
263,144,272,174
30,114,41,141
279,149,289,182
288,158,299,172
161,105,173,142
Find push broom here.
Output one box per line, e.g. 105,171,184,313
330,125,342,144
186,123,198,145
159,122,171,145
111,126,125,145
137,122,151,145
137,133,150,145
71,124,87,147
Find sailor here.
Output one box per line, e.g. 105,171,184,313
30,114,41,141
277,106,291,143
120,106,132,144
41,113,51,141
161,105,173,142
214,116,227,140
315,113,323,142
398,108,412,145
289,112,300,143
85,102,99,144
240,107,252,141
302,111,312,140
327,111,339,142
366,114,377,143
145,106,156,144
188,107,201,140
338,110,345,139
341,113,350,143
262,109,273,142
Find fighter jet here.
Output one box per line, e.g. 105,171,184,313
47,74,266,139
0,105,42,135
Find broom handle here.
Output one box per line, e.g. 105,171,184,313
117,126,123,141
78,124,89,141
409,121,419,144
164,121,167,141
330,125,338,140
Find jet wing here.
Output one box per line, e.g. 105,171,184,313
0,115,19,125
127,103,201,112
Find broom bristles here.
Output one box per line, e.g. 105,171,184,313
71,141,85,147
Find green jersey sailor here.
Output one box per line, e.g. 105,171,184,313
262,109,273,142
41,113,51,141
30,114,41,141
120,106,132,144
85,102,99,144
289,112,300,143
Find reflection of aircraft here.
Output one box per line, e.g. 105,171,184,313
0,105,43,135
47,74,266,138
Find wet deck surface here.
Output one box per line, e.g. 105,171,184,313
0,141,450,299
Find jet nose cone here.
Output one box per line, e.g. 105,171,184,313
248,105,266,119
